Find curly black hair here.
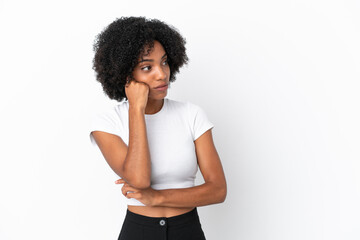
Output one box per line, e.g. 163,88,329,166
92,16,189,102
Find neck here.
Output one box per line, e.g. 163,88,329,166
145,98,164,114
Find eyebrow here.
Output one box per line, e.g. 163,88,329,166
138,53,167,63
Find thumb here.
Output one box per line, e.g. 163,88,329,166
126,191,137,199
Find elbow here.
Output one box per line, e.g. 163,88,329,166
209,181,227,204
131,179,151,189
217,184,227,203
121,177,151,189
119,166,151,189
123,175,151,189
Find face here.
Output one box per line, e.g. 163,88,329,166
131,40,170,100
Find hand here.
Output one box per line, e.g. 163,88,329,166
115,178,160,207
125,78,149,111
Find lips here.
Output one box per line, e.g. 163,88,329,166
155,83,168,89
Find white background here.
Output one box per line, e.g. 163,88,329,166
1,0,359,239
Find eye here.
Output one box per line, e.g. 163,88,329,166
140,59,168,71
141,66,151,71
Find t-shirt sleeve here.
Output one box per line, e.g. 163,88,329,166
89,108,125,148
189,102,215,141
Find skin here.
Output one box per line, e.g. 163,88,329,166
125,40,170,115
116,40,227,217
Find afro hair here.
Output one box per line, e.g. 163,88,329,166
92,16,189,102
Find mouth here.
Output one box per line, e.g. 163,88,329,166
155,83,168,91
155,83,168,89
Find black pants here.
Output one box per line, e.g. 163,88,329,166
118,207,207,240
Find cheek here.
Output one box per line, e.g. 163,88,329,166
133,72,150,82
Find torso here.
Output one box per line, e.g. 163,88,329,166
126,99,196,217
128,205,195,218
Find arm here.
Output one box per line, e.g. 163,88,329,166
122,106,151,189
119,128,227,207
154,182,225,208
92,106,151,189
154,129,227,207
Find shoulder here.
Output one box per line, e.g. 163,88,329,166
113,100,129,115
89,101,129,146
185,101,207,117
91,101,128,122
166,98,201,112
164,98,189,114
185,101,201,111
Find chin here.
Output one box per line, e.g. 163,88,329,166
149,93,167,100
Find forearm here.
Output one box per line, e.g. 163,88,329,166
154,182,227,208
122,107,151,188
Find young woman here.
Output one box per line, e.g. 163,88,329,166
89,16,227,240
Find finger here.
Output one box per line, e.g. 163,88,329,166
121,185,137,196
121,185,128,196
121,187,125,196
115,179,126,184
115,179,125,184
126,192,139,199
121,184,132,195
123,185,137,192
122,188,135,198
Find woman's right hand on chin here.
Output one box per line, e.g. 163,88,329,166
125,77,149,112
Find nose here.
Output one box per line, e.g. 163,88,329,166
155,65,167,80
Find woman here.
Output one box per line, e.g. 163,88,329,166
89,16,227,240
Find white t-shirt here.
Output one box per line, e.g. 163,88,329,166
89,97,214,206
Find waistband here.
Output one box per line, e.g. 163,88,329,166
125,207,199,227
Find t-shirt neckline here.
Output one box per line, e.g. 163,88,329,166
144,98,167,118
